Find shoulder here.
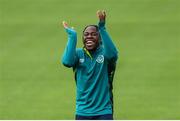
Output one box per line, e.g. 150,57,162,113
76,48,83,53
76,48,84,57
100,46,118,62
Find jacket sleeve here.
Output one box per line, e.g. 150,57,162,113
61,28,78,68
98,21,118,61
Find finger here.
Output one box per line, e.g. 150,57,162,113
62,21,68,28
97,10,101,17
102,10,106,17
99,10,103,16
97,10,103,16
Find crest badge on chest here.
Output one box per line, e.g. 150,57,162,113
96,55,104,63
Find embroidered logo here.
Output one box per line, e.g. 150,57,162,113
79,58,84,63
96,55,104,63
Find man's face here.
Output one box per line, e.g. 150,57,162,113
83,26,99,51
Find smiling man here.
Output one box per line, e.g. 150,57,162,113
61,10,118,120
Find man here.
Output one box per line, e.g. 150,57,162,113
61,10,118,120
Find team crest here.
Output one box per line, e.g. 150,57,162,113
96,55,104,63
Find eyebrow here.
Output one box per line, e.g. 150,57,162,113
84,32,97,33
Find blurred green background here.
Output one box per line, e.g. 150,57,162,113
0,0,180,119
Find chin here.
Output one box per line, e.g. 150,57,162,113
86,46,95,51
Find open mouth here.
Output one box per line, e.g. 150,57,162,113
85,39,95,47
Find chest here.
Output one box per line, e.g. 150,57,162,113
77,53,106,73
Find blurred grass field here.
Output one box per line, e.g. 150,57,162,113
0,0,180,119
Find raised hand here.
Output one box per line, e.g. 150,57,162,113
62,21,76,36
97,10,106,22
62,21,68,29
62,21,74,29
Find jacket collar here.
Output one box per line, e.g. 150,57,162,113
83,46,101,60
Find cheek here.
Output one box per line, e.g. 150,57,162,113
95,36,99,43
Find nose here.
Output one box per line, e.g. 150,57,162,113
87,33,93,38
85,35,94,39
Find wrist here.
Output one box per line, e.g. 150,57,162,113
66,28,77,36
98,21,105,28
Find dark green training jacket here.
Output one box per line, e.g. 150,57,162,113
62,21,118,116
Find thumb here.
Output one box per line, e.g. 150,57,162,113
62,21,68,29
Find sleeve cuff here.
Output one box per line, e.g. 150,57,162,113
98,21,105,28
65,28,77,38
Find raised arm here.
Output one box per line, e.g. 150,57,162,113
61,21,78,67
97,10,118,61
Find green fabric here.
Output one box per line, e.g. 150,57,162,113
62,22,118,116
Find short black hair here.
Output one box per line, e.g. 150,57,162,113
83,25,99,33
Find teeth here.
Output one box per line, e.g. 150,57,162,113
86,42,94,46
87,41,92,43
86,43,93,46
85,40,94,46
86,40,93,43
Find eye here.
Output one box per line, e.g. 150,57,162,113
91,32,98,36
83,32,89,36
83,32,98,36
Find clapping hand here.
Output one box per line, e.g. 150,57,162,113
62,21,76,36
97,10,106,23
